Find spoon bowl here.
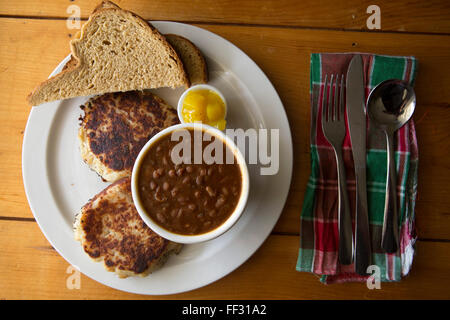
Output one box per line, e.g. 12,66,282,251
367,79,416,133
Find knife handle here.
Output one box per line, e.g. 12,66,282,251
381,131,399,253
354,166,372,276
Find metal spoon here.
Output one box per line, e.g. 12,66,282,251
367,79,416,253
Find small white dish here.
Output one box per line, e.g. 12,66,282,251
177,84,227,125
131,123,250,244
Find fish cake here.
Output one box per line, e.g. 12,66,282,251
78,90,179,182
74,177,182,278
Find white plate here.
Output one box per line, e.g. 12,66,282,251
22,22,293,295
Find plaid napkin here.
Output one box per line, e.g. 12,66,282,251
296,53,418,283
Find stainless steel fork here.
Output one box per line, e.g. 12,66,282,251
321,74,354,265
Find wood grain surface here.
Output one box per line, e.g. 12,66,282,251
2,220,450,299
1,0,450,34
0,1,449,299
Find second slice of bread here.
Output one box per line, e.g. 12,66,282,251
28,3,189,106
165,34,208,85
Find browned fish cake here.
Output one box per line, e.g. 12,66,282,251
74,177,182,278
78,91,179,182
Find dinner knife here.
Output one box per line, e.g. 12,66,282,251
346,55,372,275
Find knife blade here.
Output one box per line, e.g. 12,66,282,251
346,55,372,275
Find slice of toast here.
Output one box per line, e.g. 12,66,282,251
63,33,209,85
27,1,189,106
165,34,208,85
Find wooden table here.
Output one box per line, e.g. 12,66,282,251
1,0,449,300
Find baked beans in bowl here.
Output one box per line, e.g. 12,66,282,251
131,123,249,244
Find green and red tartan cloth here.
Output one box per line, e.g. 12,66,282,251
296,53,418,283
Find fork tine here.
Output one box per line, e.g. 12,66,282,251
322,74,328,124
340,74,345,121
334,74,339,121
328,74,334,122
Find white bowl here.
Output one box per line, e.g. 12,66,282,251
131,123,249,244
177,84,227,125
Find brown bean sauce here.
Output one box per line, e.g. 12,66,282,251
137,128,242,235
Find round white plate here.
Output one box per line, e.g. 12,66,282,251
22,22,293,295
